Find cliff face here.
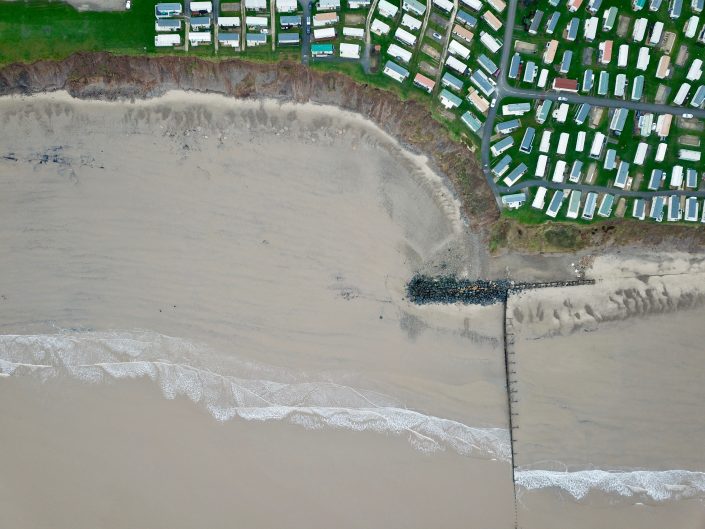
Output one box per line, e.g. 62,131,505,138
2,52,705,254
0,53,497,229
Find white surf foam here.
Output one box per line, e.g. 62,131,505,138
515,468,705,501
0,331,511,461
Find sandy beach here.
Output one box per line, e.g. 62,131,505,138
1,91,704,528
510,253,705,526
0,92,513,528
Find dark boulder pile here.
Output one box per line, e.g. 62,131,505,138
406,275,513,306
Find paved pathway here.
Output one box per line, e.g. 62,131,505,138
362,0,381,73
481,0,705,206
301,1,311,64
433,0,458,91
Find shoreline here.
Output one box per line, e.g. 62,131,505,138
1,88,705,527
2,52,705,256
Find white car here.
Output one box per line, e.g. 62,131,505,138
557,96,567,102
682,113,694,119
490,98,497,108
125,0,131,8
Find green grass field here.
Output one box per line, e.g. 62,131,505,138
0,1,155,64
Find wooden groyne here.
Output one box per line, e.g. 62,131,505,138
407,275,596,529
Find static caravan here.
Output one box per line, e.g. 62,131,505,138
317,0,341,10
276,0,298,11
401,13,422,31
190,0,212,13
523,62,537,83
598,194,615,218
618,44,629,67
633,18,647,41
667,195,682,221
649,21,664,45
503,164,528,187
377,0,399,18
155,18,181,31
439,89,463,109
501,193,527,209
674,83,691,105
632,198,647,220
219,32,241,47
155,33,181,46
520,127,536,153
590,132,606,159
614,161,630,189
219,16,241,28
311,43,334,56
478,54,499,75
449,39,471,60
446,55,468,75
545,190,566,218
189,31,212,45
532,186,548,209
402,0,426,16
453,24,475,43
388,44,413,64
687,59,703,81
552,160,567,182
650,196,667,222
535,156,548,178
566,190,582,219
278,32,300,45
461,0,482,11
245,32,266,45
343,26,365,38
569,160,583,182
394,27,417,47
685,197,700,221
492,155,512,178
582,192,598,220
434,0,454,10
382,60,410,83
280,15,302,28
414,73,436,93
565,17,579,40
479,32,502,53
441,71,464,91
545,11,560,34
634,142,648,165
370,19,391,36
244,0,266,9
313,27,336,40
490,137,514,157
461,110,482,132
538,130,552,153
155,2,182,17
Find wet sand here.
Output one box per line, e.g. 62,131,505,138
0,375,515,529
510,253,705,526
2,91,705,528
0,92,512,528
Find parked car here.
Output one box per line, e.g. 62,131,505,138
683,113,694,119
432,32,442,41
125,0,131,8
557,96,568,102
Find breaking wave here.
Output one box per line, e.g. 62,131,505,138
516,468,705,502
0,330,511,460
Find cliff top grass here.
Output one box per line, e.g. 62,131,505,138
0,1,155,64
